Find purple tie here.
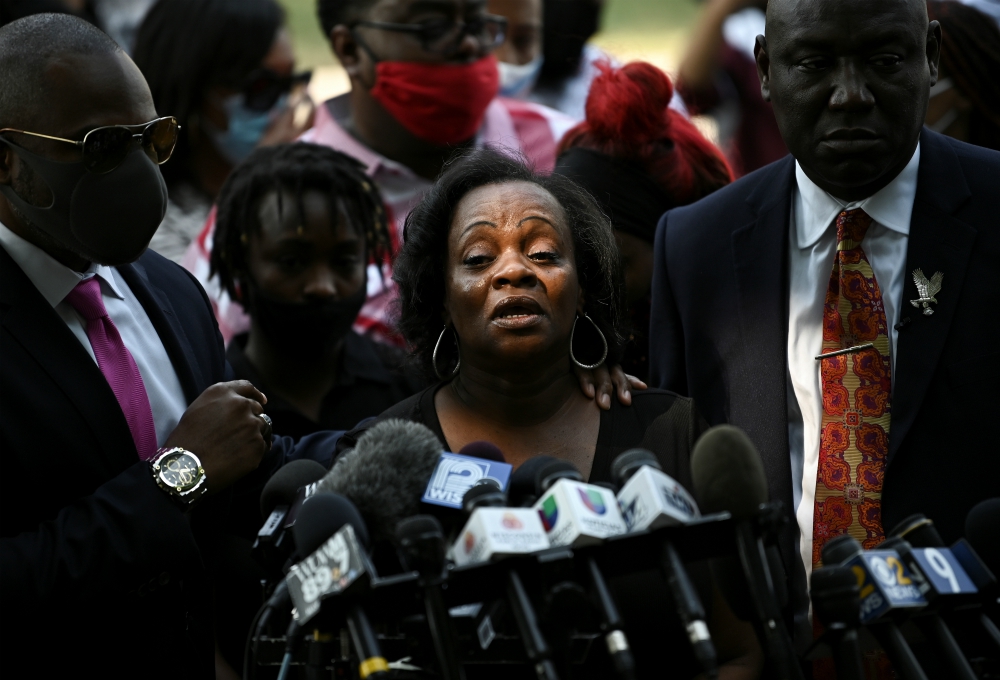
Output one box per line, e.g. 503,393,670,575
65,277,158,461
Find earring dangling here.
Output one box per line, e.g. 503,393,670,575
433,325,461,380
570,313,608,370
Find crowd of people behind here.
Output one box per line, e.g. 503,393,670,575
1,0,999,677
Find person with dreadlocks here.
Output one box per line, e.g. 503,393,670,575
210,142,425,440
208,142,425,670
925,0,1000,151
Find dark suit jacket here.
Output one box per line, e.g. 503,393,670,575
649,129,1000,630
0,247,339,678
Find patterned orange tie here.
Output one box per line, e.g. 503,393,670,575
812,209,893,679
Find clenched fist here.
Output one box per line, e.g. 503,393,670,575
163,381,270,494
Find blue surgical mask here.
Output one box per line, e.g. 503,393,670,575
203,93,287,165
498,56,544,99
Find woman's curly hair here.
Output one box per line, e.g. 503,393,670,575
392,147,625,380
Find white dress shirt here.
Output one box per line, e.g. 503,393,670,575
787,144,920,582
0,220,188,447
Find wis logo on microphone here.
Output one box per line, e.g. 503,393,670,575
422,452,512,509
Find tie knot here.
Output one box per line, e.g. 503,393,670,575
835,208,873,247
64,276,108,322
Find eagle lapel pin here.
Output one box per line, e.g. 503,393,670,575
911,268,944,315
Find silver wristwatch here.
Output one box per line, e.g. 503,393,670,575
150,447,208,506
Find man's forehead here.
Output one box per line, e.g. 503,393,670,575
34,51,156,137
767,0,926,46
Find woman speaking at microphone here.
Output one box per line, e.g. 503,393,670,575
336,148,762,679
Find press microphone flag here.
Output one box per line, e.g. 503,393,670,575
453,507,550,566
612,448,700,531
534,478,627,547
422,451,512,510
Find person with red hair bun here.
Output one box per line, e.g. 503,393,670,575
554,60,733,381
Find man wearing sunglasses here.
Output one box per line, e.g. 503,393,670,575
0,15,339,678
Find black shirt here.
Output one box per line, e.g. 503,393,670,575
336,384,716,680
227,331,426,437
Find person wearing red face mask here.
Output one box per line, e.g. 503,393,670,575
183,0,644,407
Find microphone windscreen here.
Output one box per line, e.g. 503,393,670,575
507,455,558,507
889,513,944,547
458,441,506,462
822,533,862,566
536,458,583,493
259,459,329,519
315,418,444,543
966,497,1000,574
690,425,767,520
811,565,861,627
293,491,370,557
610,448,661,488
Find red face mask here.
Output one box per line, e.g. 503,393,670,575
370,55,500,146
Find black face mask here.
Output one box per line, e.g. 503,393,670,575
0,141,168,265
540,0,604,80
244,283,367,359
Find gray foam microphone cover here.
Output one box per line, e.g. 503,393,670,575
315,418,444,542
690,424,768,519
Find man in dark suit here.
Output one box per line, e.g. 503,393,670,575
650,0,1000,644
0,15,338,677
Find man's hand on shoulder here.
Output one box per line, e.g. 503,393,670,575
574,363,648,410
163,381,271,494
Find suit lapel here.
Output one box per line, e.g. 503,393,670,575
118,259,203,403
731,157,796,506
889,131,976,465
0,247,137,471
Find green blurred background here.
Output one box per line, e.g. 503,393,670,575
279,0,700,77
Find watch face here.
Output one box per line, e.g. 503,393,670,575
157,452,201,491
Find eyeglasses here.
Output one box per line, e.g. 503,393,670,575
242,69,312,112
351,15,507,57
0,116,179,175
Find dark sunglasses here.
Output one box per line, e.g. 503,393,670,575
241,70,312,113
0,116,180,175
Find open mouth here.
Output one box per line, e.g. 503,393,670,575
491,295,545,328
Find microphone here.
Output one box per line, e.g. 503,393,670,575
515,458,642,680
252,460,331,639
286,492,390,679
458,440,506,462
822,535,929,680
397,515,465,680
287,492,373,624
452,481,550,567
965,498,1000,578
892,512,1000,654
880,536,977,680
528,458,627,546
612,448,700,531
691,425,803,680
606,448,716,679
315,419,444,543
810,566,865,680
255,460,329,567
317,420,513,544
